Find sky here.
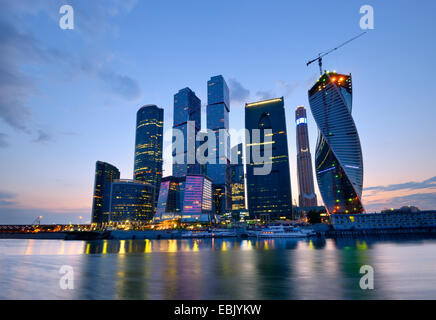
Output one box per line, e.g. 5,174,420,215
1,0,435,224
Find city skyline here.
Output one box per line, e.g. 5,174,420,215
1,1,436,224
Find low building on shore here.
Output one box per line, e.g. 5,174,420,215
331,210,436,231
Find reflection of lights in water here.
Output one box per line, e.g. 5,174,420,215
25,240,34,255
102,240,108,254
144,239,152,253
168,240,177,252
85,243,91,254
264,240,269,250
193,241,199,252
59,240,65,255
356,240,368,250
308,240,314,250
128,240,133,253
119,240,126,254
221,241,227,251
241,240,253,251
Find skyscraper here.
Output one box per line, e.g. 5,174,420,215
295,106,318,208
245,97,293,220
134,105,164,200
230,143,245,212
102,179,156,223
173,88,201,177
308,71,364,214
206,75,231,214
91,161,120,224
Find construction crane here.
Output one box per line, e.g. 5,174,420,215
306,32,367,75
32,216,42,226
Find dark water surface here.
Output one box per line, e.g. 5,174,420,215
1,237,436,299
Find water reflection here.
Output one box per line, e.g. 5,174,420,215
1,236,436,299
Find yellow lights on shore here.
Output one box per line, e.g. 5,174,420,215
246,98,282,108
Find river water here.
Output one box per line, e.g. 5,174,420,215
1,237,436,299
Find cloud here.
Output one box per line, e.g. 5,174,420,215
0,191,17,206
0,133,8,148
0,20,39,132
97,69,141,100
0,9,142,136
228,78,250,104
256,90,275,100
364,176,436,192
364,192,436,212
33,129,53,144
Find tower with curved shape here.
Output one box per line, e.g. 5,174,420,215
308,72,364,215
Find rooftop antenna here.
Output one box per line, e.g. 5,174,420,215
306,32,367,75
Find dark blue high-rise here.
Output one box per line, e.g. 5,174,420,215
206,75,231,214
245,97,293,220
172,88,201,177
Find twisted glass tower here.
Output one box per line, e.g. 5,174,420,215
308,72,364,215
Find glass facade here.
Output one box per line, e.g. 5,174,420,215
91,161,120,224
134,105,164,204
154,175,212,222
172,88,201,177
230,143,246,212
103,179,156,222
206,75,231,214
154,176,185,221
182,175,213,222
245,97,293,219
295,106,317,207
308,72,364,214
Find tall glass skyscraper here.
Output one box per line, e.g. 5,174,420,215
91,161,120,224
295,106,317,208
206,75,231,214
308,71,364,214
102,179,156,222
230,143,245,212
134,105,164,201
245,97,293,220
173,88,201,177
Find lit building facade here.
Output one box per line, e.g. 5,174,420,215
173,88,201,177
154,175,213,223
331,211,436,230
230,143,245,212
134,105,164,201
91,161,120,224
206,75,231,214
245,97,293,220
308,72,364,215
295,106,317,208
102,179,156,222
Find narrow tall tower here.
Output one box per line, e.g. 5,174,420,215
172,88,201,177
230,143,245,213
134,105,164,200
308,71,364,214
295,106,317,208
206,75,231,214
